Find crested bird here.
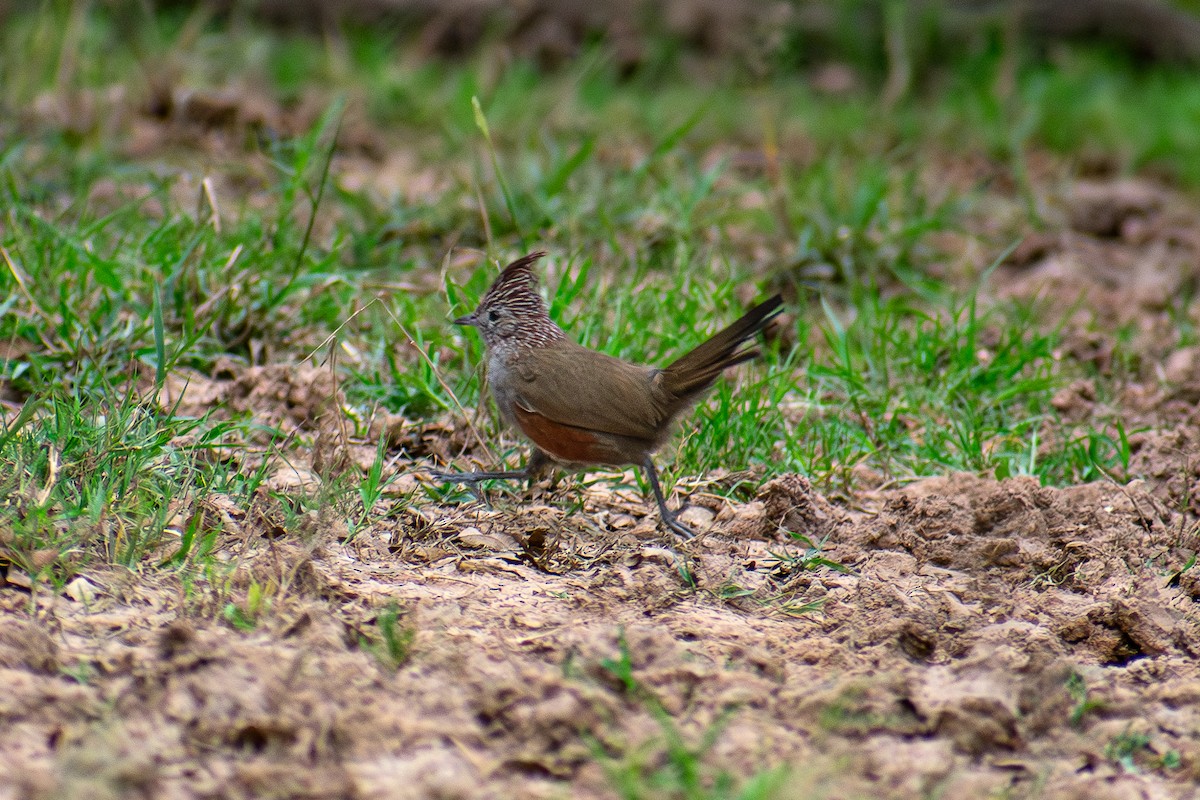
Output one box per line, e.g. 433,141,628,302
430,251,782,539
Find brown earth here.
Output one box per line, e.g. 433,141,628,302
4,466,1200,798
8,324,1200,798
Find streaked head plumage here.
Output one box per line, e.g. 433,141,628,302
453,251,564,351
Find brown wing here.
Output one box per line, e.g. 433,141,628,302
510,342,667,443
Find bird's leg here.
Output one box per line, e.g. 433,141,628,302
428,450,551,498
641,457,695,540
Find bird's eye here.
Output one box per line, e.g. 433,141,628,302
488,309,500,322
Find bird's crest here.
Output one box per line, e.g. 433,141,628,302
480,251,546,308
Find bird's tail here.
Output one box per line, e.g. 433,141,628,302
660,295,783,402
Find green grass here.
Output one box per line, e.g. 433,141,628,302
0,387,227,587
0,4,1179,584
803,286,1118,485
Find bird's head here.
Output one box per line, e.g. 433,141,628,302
454,251,564,351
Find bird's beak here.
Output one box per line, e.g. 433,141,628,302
453,312,477,326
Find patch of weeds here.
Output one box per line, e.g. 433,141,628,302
60,662,95,685
595,709,790,800
706,537,847,614
589,628,790,800
363,602,416,671
801,279,1125,489
1166,551,1198,588
1103,725,1180,775
1106,728,1150,773
765,532,850,580
600,628,641,696
761,534,847,618
1022,48,1200,186
354,436,399,533
712,580,756,603
351,301,479,418
222,577,271,631
818,683,916,737
263,453,369,544
784,155,962,292
777,599,825,618
222,604,257,631
1065,671,1104,728
159,502,222,573
1,101,369,394
169,514,225,605
0,389,236,587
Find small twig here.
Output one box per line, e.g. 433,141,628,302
193,245,244,317
34,445,59,507
1,246,51,323
200,176,222,233
871,474,926,492
303,297,377,365
325,328,350,453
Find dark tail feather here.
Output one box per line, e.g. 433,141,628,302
661,295,783,401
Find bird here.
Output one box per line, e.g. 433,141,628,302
429,251,783,539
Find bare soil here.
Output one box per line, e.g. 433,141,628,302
5,465,1200,798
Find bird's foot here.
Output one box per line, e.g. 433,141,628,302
426,467,529,486
658,507,696,540
424,465,539,507
640,457,698,541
